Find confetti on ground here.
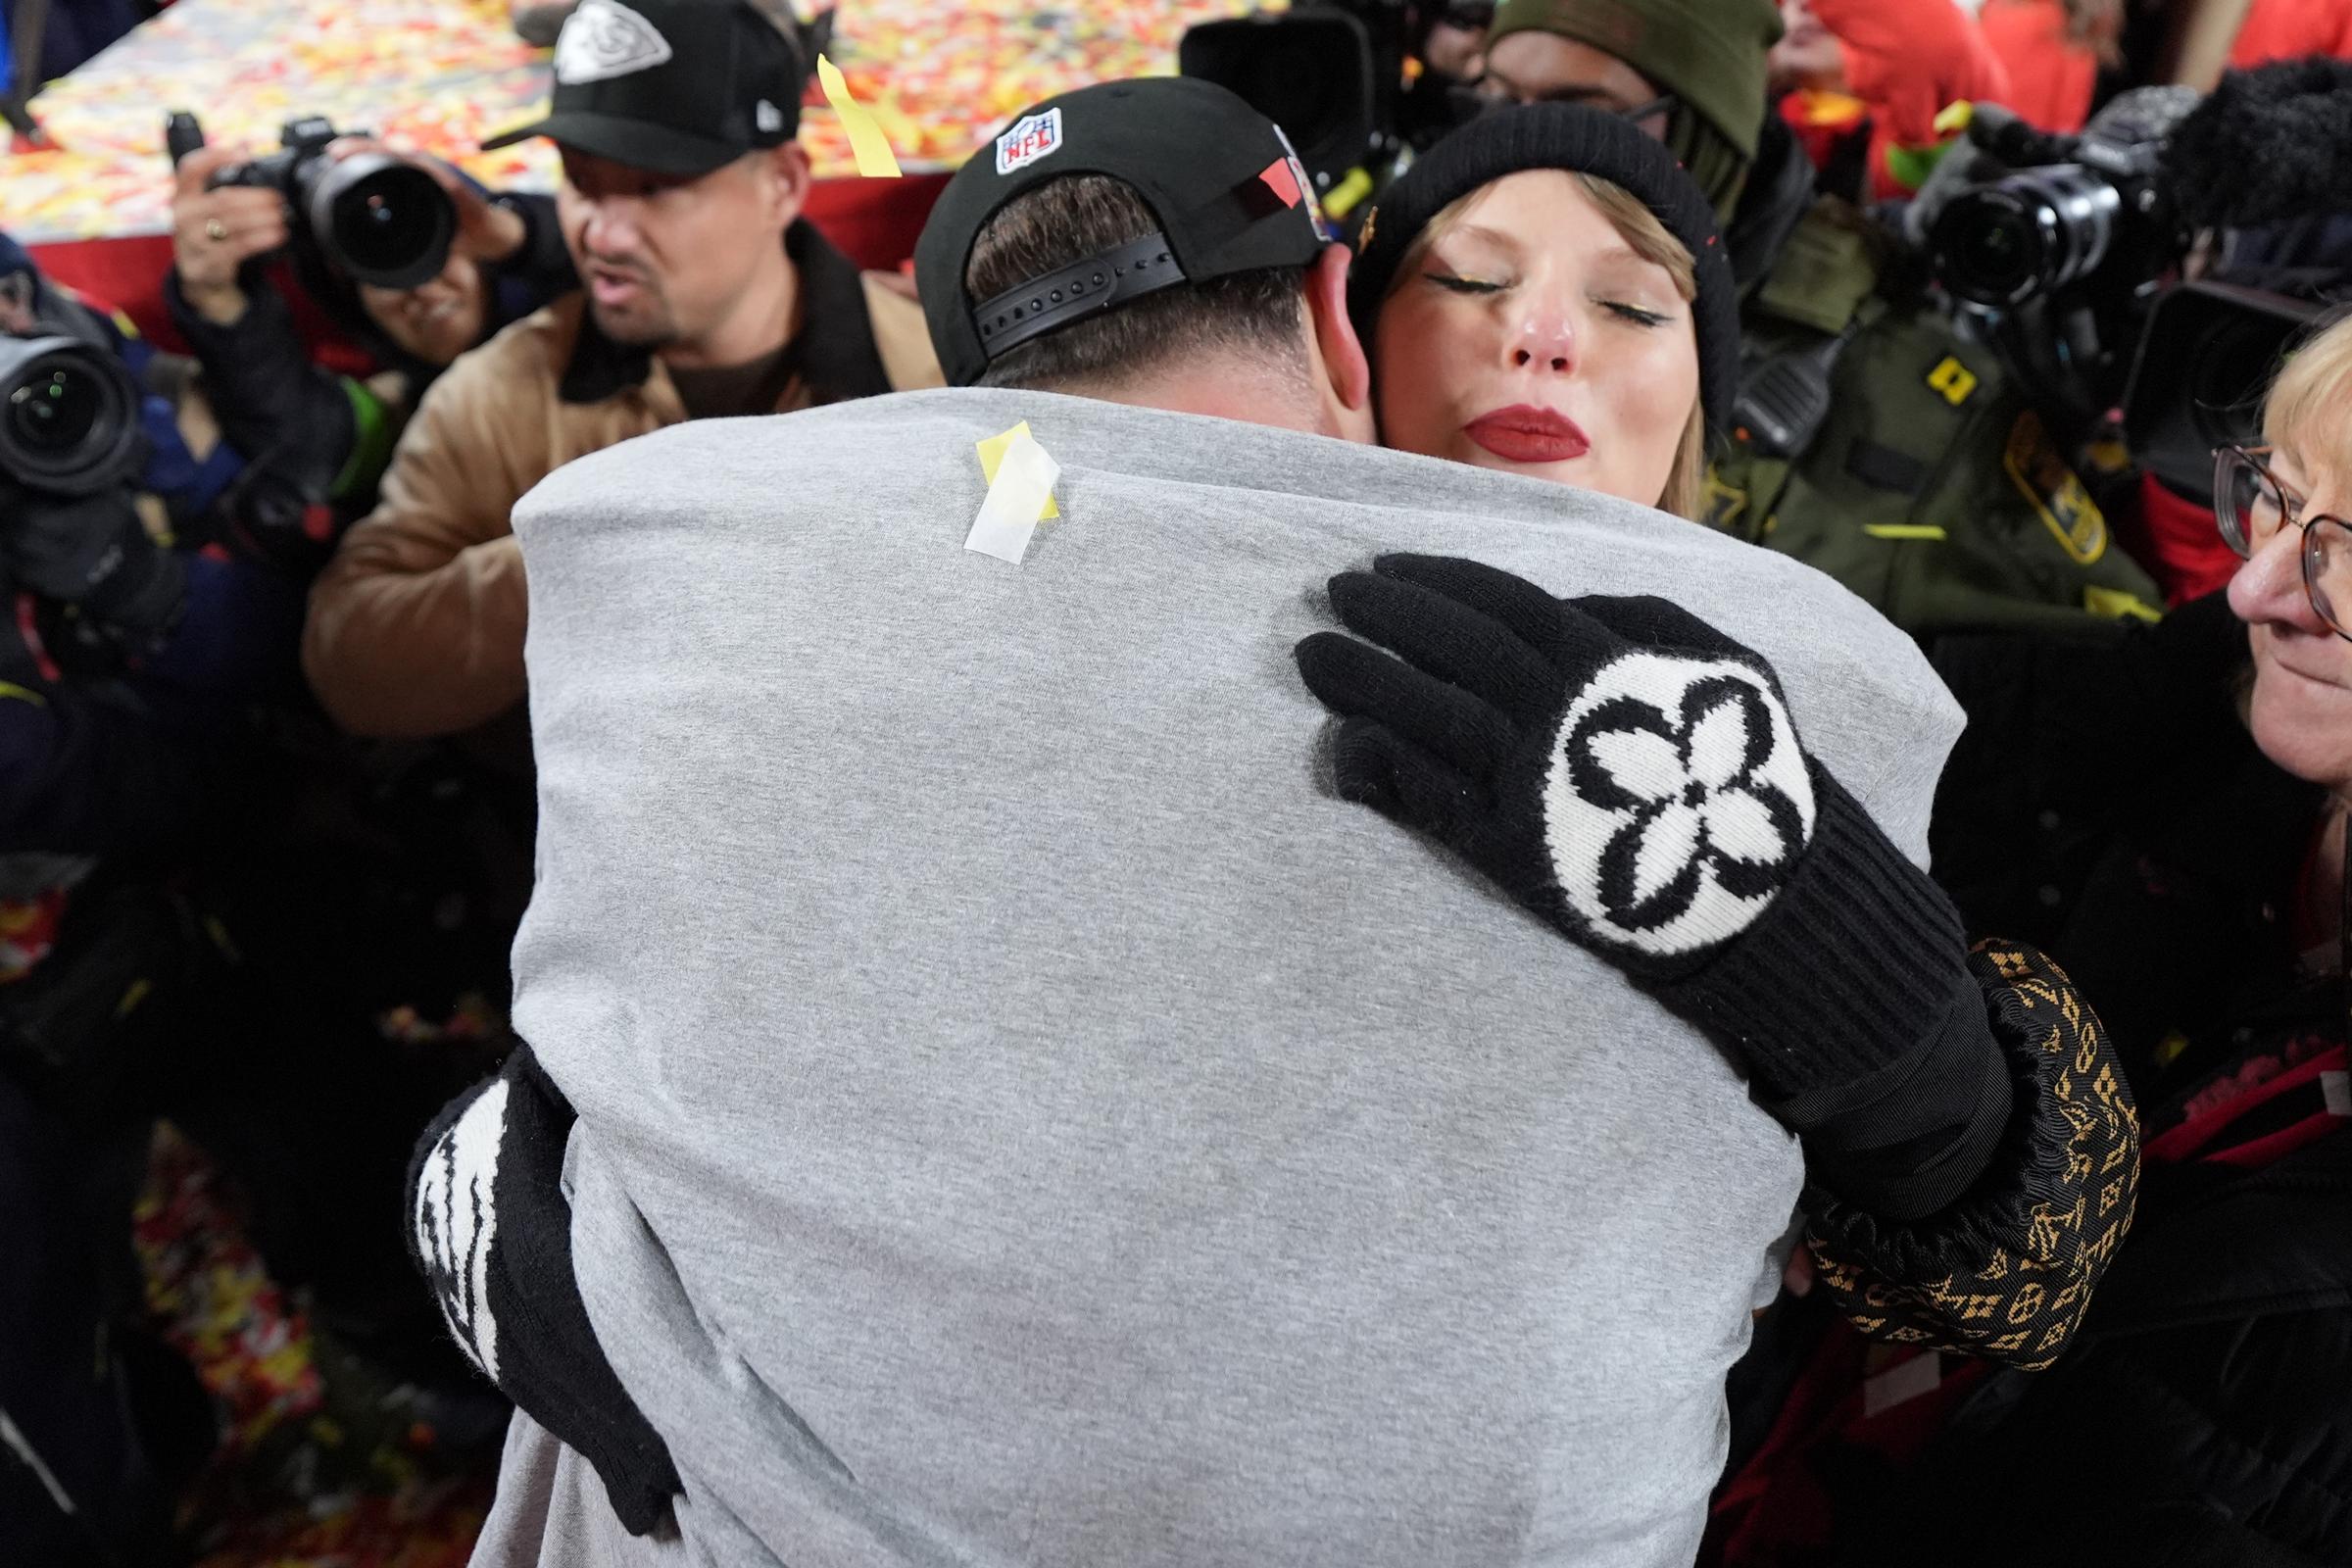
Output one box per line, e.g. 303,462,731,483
136,1123,498,1568
2,0,1253,242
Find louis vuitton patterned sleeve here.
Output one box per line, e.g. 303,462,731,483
1801,941,2140,1371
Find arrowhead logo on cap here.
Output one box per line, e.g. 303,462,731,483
554,0,675,86
756,99,785,133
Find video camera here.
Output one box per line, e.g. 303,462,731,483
167,112,457,291
1928,112,2174,313
1180,0,1487,221
1919,94,2195,428
1922,87,2334,487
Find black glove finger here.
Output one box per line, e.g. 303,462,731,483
1327,566,1560,721
1331,714,1487,847
1564,593,1762,669
1296,630,1516,779
1371,553,1577,662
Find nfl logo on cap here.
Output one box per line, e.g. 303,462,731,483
995,108,1063,175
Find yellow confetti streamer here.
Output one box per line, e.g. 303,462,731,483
816,54,904,179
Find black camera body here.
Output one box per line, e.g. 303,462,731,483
172,111,457,291
1922,94,2201,432
1180,1,1482,221
1929,129,2175,313
0,334,183,639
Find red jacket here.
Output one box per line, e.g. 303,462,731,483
2230,0,2352,67
1813,0,2013,194
1979,0,2100,132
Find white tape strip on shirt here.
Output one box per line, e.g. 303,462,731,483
965,430,1060,564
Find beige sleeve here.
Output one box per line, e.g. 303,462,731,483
302,353,535,738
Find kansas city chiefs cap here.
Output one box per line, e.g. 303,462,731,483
484,0,806,175
914,77,1330,387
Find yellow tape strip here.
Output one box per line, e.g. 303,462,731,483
978,421,1057,517
1862,524,1948,541
816,55,903,178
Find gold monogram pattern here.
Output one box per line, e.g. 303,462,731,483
1806,943,2139,1370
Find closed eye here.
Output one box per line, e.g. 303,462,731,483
1426,270,1504,295
1601,300,1671,327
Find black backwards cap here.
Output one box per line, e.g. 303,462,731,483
914,77,1330,388
484,0,806,176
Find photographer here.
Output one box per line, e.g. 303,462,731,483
301,0,938,744
0,234,311,1559
1478,0,2168,639
0,234,307,856
165,125,579,564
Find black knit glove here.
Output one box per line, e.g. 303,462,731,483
1297,555,2012,1218
409,1044,681,1534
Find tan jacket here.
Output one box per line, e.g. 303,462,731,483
302,223,940,737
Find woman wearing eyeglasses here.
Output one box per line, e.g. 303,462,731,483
1885,312,2352,1567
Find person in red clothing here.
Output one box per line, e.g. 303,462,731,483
1978,0,2121,132
2230,0,2352,69
1768,0,2012,196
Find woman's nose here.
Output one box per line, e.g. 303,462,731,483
1508,302,1577,375
2228,523,2328,634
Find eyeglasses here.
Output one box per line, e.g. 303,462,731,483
2214,444,2352,642
1614,93,1679,128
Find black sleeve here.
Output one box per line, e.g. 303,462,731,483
1929,591,2252,941
163,269,356,496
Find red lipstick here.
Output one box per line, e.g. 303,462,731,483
1463,405,1591,464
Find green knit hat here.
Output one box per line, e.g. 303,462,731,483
1487,0,1784,206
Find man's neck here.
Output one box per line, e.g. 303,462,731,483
1078,359,1332,437
659,241,801,372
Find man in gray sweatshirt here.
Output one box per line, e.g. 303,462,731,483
419,78,2132,1568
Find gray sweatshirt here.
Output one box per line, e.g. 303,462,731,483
475,388,1964,1568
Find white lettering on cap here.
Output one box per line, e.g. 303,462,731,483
554,0,675,86
995,107,1063,176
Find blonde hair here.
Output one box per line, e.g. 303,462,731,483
2262,310,2352,483
1387,172,1709,519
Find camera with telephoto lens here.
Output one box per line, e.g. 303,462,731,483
0,334,183,637
169,111,457,291
0,335,145,498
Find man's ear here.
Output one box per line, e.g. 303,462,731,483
766,141,813,229
1303,241,1371,416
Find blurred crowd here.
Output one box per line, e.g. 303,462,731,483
2,0,2350,1564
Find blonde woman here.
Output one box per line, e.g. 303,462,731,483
1302,104,2139,1386
1833,308,2352,1567
1347,104,1737,518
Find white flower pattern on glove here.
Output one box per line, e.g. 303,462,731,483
1542,651,1816,957
414,1078,508,1381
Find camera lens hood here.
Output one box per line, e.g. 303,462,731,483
0,335,147,497
304,152,458,290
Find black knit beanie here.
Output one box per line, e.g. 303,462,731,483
1349,103,1740,434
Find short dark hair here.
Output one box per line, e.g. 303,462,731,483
963,173,1309,392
